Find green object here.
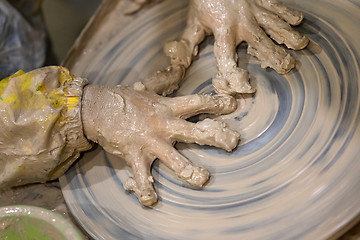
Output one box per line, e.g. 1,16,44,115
1,215,65,240
0,205,83,240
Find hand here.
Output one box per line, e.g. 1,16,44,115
81,85,239,206
164,0,309,95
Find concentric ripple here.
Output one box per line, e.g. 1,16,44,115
60,0,360,239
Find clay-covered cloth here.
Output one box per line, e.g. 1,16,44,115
0,66,92,189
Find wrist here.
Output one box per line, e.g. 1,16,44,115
81,84,100,143
81,85,127,144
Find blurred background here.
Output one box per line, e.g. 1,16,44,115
42,0,101,63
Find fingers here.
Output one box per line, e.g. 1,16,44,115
211,32,255,94
180,6,207,57
212,68,256,95
167,118,240,152
149,140,210,187
248,44,295,74
134,65,186,96
164,7,207,68
164,40,193,68
256,0,304,26
164,94,237,118
244,22,295,74
123,152,158,206
213,32,238,74
254,5,309,50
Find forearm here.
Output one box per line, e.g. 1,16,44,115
0,67,92,189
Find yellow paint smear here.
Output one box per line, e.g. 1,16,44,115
0,70,25,99
0,67,79,127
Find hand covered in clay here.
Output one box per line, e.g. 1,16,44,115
164,0,309,95
81,85,239,206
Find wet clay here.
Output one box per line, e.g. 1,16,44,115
81,85,239,205
163,0,309,95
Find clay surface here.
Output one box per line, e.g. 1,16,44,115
81,85,239,205
164,0,309,95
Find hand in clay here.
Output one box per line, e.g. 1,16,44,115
164,0,309,95
81,85,239,206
